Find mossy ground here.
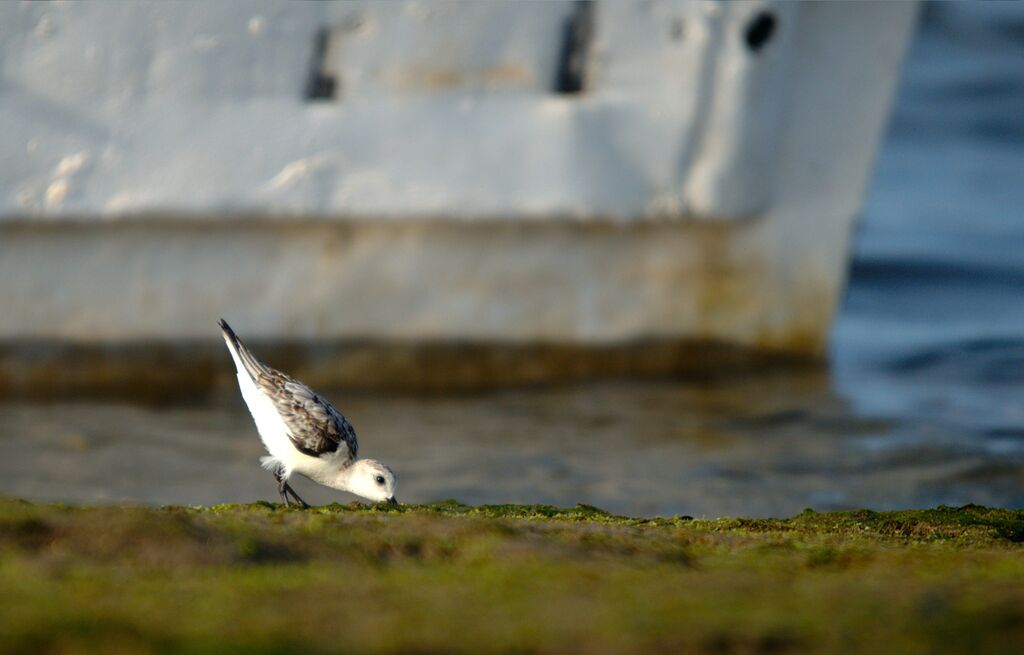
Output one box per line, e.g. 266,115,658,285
1,499,1023,654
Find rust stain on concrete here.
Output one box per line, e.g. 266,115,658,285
0,339,818,401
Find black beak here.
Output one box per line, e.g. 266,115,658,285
386,496,398,506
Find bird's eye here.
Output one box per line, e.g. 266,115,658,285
375,475,385,485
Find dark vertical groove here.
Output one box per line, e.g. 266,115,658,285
554,1,595,94
305,27,337,101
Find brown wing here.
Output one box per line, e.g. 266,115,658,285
219,319,358,462
268,375,359,461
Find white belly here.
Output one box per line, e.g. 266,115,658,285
234,369,342,485
236,372,297,465
226,344,339,483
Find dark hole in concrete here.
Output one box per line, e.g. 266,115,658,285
554,1,594,94
745,11,777,53
670,18,685,42
305,27,337,101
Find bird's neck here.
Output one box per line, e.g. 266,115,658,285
314,459,359,491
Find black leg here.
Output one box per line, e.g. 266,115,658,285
272,466,310,509
273,468,292,507
283,482,310,509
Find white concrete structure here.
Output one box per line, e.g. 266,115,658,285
0,1,918,381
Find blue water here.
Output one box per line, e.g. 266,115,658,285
832,3,1024,509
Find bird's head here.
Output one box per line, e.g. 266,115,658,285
338,459,398,505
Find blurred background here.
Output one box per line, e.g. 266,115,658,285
0,1,1021,517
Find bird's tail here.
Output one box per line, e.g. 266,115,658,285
218,318,269,380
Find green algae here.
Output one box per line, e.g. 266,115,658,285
1,499,1023,654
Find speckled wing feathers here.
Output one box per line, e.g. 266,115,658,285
219,319,358,462
273,377,358,461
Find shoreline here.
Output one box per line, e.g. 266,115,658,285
2,499,1022,653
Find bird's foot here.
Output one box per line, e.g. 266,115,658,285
283,482,310,509
273,468,307,509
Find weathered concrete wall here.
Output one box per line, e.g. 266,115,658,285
0,1,918,380
2,1,911,221
0,219,828,345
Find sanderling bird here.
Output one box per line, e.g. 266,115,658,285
218,319,397,508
